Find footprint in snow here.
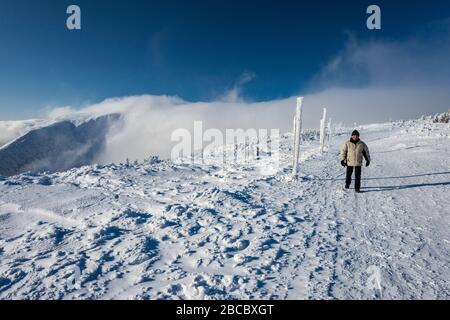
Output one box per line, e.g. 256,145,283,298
224,239,250,253
94,226,125,245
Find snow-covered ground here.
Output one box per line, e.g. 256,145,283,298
0,116,449,299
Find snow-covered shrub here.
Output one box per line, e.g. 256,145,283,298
433,109,450,123
301,129,320,142
38,176,53,186
146,156,161,164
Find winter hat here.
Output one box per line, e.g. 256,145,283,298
351,130,360,136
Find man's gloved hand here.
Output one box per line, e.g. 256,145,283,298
341,160,347,167
366,161,370,167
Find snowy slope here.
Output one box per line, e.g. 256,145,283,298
0,114,121,176
0,116,449,299
0,119,52,148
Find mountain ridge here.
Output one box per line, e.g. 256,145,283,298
0,113,121,176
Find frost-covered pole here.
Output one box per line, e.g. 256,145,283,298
256,136,260,160
293,116,296,137
292,115,297,168
320,108,327,153
327,117,332,147
292,97,303,178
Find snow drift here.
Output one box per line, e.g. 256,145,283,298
0,115,448,299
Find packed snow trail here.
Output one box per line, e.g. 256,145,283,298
0,118,449,299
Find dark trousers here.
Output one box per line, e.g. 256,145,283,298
346,166,362,191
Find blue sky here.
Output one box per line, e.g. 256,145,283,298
1,0,450,119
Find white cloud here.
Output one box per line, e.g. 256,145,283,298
0,119,50,148
220,71,257,103
47,106,76,120
79,94,296,163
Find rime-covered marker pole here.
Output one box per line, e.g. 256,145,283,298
292,97,303,178
319,108,327,153
327,117,332,147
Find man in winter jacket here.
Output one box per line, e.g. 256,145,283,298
340,130,371,193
